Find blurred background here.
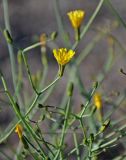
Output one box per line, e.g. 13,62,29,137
0,0,126,159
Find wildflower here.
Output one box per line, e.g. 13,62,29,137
67,10,85,29
15,124,23,140
67,10,85,41
53,48,75,76
93,92,102,110
53,48,75,66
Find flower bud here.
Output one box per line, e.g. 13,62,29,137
50,31,57,40
99,119,110,133
67,82,74,96
3,29,13,44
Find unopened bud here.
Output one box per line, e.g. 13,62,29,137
50,31,57,40
93,81,98,89
67,82,74,96
3,29,13,44
99,119,110,133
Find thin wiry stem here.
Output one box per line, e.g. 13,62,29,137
54,98,71,160
3,0,17,92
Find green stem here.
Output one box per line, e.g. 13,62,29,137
75,28,80,41
0,75,60,143
24,136,45,159
67,143,84,156
105,0,126,28
3,0,16,92
54,98,71,160
21,52,39,94
22,38,51,53
28,148,38,160
0,74,50,159
51,33,106,131
25,123,55,157
75,33,105,66
40,66,48,89
0,150,12,160
79,119,87,140
53,0,71,47
73,131,80,160
23,76,60,119
39,76,60,94
21,38,54,95
92,130,126,152
79,84,98,118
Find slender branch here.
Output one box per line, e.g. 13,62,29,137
21,52,39,94
73,131,80,160
1,75,47,158
53,0,71,47
2,0,16,91
0,75,60,143
54,98,71,160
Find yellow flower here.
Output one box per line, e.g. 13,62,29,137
93,93,102,109
53,48,75,66
15,124,23,140
67,10,85,29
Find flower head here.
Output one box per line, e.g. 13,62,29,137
15,124,23,140
93,92,102,109
67,10,85,29
53,48,75,66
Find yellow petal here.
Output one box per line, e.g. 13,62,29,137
53,48,75,65
15,124,23,140
67,10,85,29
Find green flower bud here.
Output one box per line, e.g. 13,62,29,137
3,29,13,44
99,119,110,133
67,82,74,96
50,31,57,40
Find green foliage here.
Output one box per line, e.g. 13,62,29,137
0,0,126,159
